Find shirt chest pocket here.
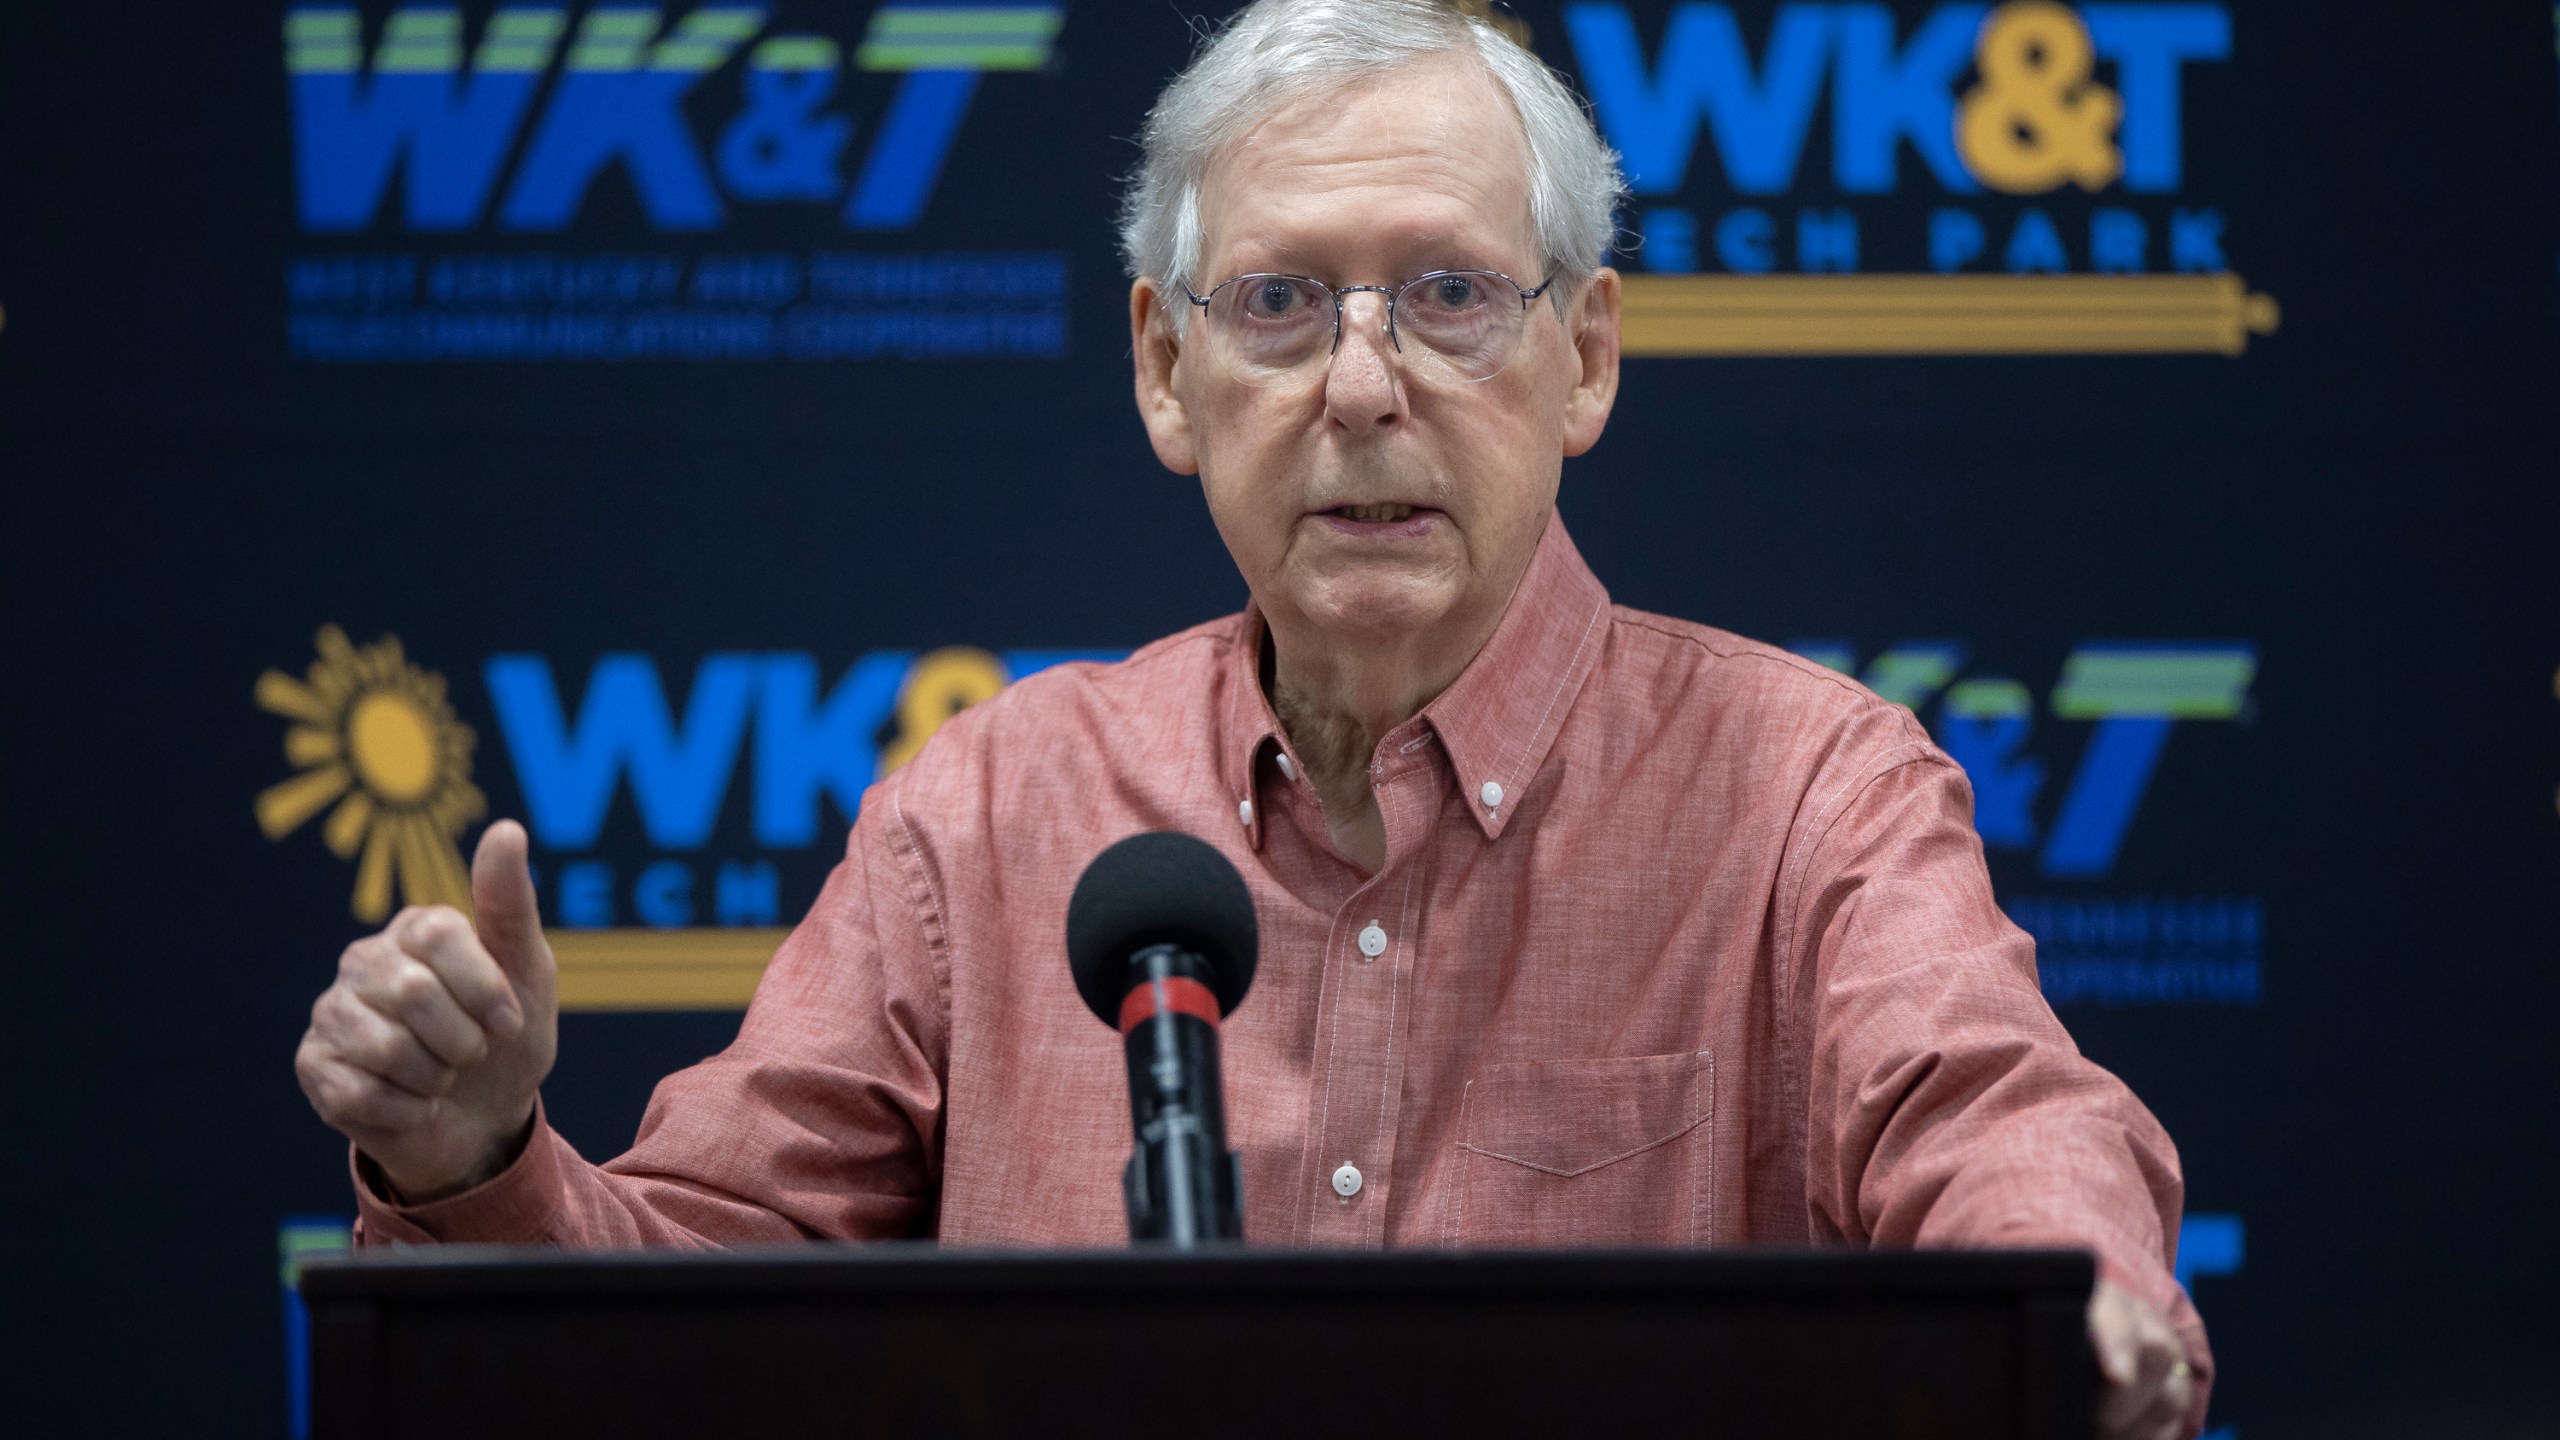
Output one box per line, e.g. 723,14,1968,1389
1451,1051,1715,1247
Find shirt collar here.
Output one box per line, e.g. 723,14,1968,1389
1415,509,1611,840
1215,508,1612,847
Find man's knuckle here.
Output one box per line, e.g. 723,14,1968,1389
313,988,366,1040
314,1067,362,1120
418,906,468,947
389,963,442,1011
355,1017,418,1066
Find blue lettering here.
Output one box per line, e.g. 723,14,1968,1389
1796,208,1858,271
2091,208,2148,271
1831,4,1984,193
287,8,561,231
846,70,982,228
1643,208,1700,272
1942,712,2042,846
287,255,418,306
2176,1213,2244,1288
689,254,803,303
2003,208,2070,272
560,859,615,927
714,859,781,924
2085,5,2230,193
1563,4,1835,195
717,48,851,201
1929,208,1985,271
751,652,909,845
1936,679,2042,849
1715,208,1776,272
498,7,770,232
485,653,760,849
2169,208,2226,270
2041,716,2172,876
634,859,696,926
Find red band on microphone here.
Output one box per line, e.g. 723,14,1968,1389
1117,974,1222,1034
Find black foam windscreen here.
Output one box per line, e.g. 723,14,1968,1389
1065,831,1260,1025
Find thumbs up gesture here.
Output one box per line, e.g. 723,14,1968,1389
296,820,559,1202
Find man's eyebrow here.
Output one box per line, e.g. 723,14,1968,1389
1216,240,1531,282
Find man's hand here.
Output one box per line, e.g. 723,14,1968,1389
295,821,558,1202
2089,1277,2198,1440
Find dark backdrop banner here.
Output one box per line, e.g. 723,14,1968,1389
2,2,2555,1435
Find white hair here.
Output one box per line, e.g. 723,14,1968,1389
1120,0,1627,312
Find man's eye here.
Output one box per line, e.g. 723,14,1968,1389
1426,275,1482,310
1249,281,1303,317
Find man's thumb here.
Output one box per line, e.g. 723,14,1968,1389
470,820,551,984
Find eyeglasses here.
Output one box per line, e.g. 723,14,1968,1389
1180,268,1559,387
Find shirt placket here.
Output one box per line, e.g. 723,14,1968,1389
1296,746,1435,1247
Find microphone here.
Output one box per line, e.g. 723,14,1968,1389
1065,831,1259,1245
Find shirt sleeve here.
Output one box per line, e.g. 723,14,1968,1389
1786,719,2215,1435
354,784,950,1248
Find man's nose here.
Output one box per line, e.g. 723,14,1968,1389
1323,290,1405,430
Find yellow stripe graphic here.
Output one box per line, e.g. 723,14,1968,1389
1618,273,2280,357
551,927,787,1011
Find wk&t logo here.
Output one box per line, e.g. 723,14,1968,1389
282,4,1072,362
256,634,2260,1010
1545,2,2279,356
1797,640,2263,1006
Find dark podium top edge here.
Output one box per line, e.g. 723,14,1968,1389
301,1244,2095,1305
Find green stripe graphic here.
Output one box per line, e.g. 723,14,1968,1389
2049,647,2256,719
566,7,660,70
750,36,843,70
285,7,359,72
860,6,1060,70
377,9,463,73
1944,678,2034,719
648,7,768,72
278,1220,352,1287
475,9,568,72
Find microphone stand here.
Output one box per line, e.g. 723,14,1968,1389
1119,943,1245,1244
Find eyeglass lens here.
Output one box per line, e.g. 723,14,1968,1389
1199,271,1532,386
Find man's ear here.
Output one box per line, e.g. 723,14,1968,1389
1560,267,1622,459
1131,279,1200,475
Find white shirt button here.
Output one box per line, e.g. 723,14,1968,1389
1238,798,1253,827
1276,753,1296,780
1331,1163,1363,1198
1357,923,1387,958
1480,780,1504,809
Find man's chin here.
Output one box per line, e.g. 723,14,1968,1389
1285,570,1467,645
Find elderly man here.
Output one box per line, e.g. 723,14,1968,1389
295,2,2209,1436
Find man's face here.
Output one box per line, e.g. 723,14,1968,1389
1132,54,1619,653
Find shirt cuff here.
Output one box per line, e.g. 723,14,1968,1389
1989,1227,2216,1436
350,1097,572,1247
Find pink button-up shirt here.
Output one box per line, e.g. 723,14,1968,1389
358,512,2210,1412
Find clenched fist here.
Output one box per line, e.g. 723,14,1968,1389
296,820,557,1202
2089,1276,2201,1440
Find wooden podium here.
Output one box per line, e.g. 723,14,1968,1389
301,1246,2095,1439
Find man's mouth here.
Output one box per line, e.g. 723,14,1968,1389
1331,503,1418,523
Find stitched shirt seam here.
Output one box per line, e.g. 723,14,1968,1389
1456,1105,1714,1179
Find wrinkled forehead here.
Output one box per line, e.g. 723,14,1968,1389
1192,53,1540,280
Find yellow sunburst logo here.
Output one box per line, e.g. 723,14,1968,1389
255,625,487,923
